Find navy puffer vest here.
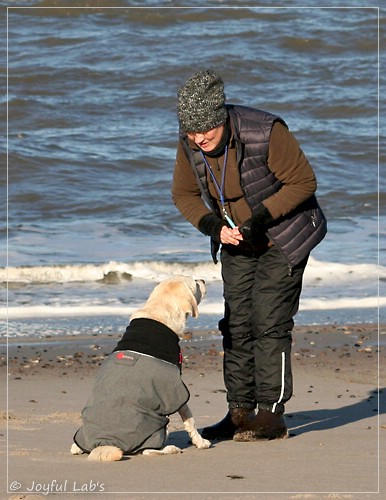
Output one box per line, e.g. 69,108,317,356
181,104,327,268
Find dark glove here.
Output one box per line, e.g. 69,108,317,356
239,204,275,245
198,213,227,243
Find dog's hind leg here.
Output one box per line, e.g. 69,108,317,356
88,446,123,462
178,403,211,449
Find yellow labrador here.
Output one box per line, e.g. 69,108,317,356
71,276,211,461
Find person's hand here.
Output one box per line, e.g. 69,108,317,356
239,204,275,246
220,226,244,245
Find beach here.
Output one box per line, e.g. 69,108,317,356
2,323,385,499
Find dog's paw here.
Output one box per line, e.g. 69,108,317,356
195,438,211,449
88,446,123,462
162,445,183,454
70,443,84,455
142,445,182,456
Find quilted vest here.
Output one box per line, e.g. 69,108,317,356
180,104,327,268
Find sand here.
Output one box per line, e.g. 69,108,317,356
1,324,385,499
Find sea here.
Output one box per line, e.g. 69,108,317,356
1,1,385,339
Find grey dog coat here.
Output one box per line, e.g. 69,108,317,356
73,319,190,454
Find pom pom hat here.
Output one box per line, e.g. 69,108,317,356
177,69,228,133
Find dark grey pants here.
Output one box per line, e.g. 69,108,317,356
220,244,308,413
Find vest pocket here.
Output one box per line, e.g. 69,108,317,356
266,205,327,267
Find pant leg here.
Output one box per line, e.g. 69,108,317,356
251,245,308,412
220,245,259,409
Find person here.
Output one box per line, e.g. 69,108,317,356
172,69,327,442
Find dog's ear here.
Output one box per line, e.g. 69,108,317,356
189,292,199,318
183,288,199,318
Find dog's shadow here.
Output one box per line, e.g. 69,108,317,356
287,387,384,436
166,430,197,450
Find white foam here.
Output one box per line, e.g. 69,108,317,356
1,305,134,319
303,256,382,283
2,256,384,322
1,260,221,284
300,296,386,310
1,256,384,285
2,295,384,320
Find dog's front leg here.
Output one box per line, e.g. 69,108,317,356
178,403,211,449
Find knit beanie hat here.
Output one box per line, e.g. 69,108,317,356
177,69,228,133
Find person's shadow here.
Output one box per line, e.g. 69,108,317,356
166,388,384,447
85,388,383,460
287,387,384,436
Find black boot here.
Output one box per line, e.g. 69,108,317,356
233,408,288,441
200,412,235,441
200,408,254,441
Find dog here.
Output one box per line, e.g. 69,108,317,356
70,276,211,461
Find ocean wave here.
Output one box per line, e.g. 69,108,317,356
1,260,222,285
2,295,385,322
1,256,384,286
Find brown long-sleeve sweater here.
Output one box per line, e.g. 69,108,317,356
172,121,317,230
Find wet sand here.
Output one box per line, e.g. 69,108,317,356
1,323,385,499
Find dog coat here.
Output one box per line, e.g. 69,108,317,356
73,319,190,454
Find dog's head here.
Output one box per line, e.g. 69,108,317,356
130,276,206,334
166,276,206,318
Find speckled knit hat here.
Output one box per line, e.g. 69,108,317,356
177,69,228,133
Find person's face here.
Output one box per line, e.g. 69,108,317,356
187,125,224,153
